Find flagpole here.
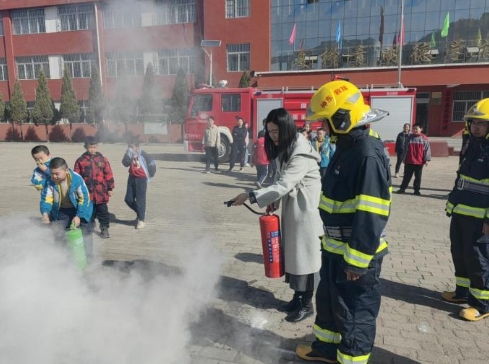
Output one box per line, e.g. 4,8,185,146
397,0,404,87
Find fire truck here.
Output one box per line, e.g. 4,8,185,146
183,85,416,161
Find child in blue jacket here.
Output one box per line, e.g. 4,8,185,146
31,145,52,191
40,157,94,259
311,127,335,178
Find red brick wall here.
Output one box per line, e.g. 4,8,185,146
0,122,182,143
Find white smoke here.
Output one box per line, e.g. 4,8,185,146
0,217,221,364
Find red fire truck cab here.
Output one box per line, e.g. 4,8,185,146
183,85,416,161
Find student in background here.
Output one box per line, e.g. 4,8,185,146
31,145,52,191
311,125,335,178
251,130,269,188
74,137,115,239
122,137,156,229
396,123,431,196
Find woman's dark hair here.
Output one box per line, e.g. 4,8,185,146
264,108,297,164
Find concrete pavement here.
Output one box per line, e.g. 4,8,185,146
1,141,487,364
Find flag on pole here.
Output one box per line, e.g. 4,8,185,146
476,27,482,46
379,6,385,46
289,23,297,45
397,14,405,46
441,12,450,38
430,32,436,48
392,33,397,46
336,20,341,43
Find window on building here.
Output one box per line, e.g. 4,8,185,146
154,0,196,25
221,94,241,112
156,48,198,75
12,8,46,35
452,90,489,121
63,54,93,78
103,5,141,28
16,56,50,80
106,52,144,77
226,43,250,72
0,19,4,36
225,0,249,18
0,59,7,81
59,4,95,31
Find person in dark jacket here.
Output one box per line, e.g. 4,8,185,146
122,136,156,229
394,123,411,178
227,117,248,172
396,123,431,196
443,98,489,322
296,80,391,364
74,137,115,239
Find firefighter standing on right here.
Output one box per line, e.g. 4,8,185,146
443,98,489,321
296,80,391,364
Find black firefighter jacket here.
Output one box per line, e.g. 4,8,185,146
447,136,489,222
319,128,392,275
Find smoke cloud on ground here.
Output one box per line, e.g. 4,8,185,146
0,217,221,364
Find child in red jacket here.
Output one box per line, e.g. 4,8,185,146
74,136,115,238
396,123,431,196
251,130,270,188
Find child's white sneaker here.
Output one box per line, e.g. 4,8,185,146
136,220,146,229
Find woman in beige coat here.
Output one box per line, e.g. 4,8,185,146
231,108,323,323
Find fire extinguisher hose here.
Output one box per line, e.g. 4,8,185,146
223,200,265,215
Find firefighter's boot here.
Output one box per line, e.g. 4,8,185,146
295,345,337,363
278,291,301,313
441,290,468,304
459,307,489,321
285,293,313,322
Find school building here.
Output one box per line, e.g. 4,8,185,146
0,0,487,138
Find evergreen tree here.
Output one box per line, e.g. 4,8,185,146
32,69,54,141
60,67,81,123
139,63,161,117
112,71,135,125
9,79,28,141
86,64,106,124
170,67,189,123
0,92,5,122
238,70,251,88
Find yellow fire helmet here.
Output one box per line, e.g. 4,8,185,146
306,80,389,134
464,98,489,121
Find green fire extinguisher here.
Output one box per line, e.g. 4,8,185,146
65,222,88,270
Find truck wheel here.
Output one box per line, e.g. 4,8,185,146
218,135,231,163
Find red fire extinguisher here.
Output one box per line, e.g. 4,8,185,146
225,201,284,278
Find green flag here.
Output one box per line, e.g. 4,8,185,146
430,32,436,48
441,12,449,38
476,27,482,46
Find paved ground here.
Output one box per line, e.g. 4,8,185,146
1,141,488,364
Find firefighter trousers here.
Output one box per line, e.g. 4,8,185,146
450,214,489,313
311,252,383,364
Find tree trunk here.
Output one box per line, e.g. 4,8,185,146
45,123,49,142
19,121,24,141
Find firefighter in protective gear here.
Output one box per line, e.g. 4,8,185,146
443,98,489,321
296,80,391,364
